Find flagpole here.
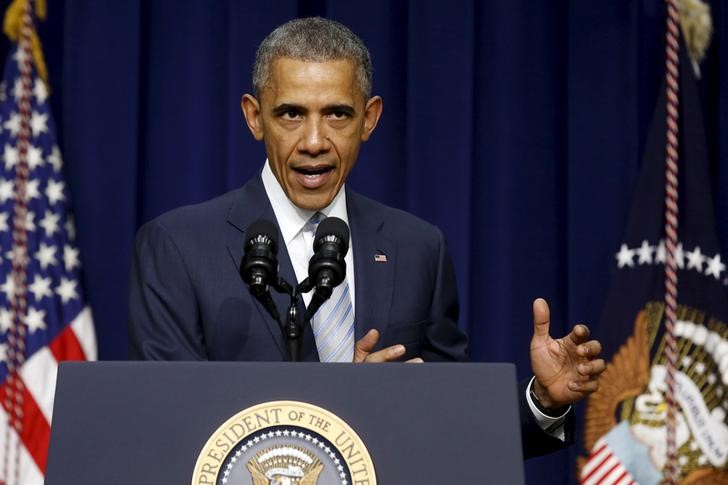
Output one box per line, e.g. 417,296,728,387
663,0,681,483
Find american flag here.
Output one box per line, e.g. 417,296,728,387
0,5,96,484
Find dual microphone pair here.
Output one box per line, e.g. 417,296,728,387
240,217,350,361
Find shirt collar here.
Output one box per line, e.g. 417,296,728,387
261,160,349,245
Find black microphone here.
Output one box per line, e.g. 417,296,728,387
304,216,349,320
240,219,281,322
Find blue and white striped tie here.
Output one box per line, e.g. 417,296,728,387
306,213,355,362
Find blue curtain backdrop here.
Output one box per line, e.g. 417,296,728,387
7,0,727,483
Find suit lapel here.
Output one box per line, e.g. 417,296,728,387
225,175,319,361
347,189,395,343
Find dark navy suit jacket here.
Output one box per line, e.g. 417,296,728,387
128,174,571,457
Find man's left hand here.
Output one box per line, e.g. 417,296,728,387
529,298,606,410
353,329,424,363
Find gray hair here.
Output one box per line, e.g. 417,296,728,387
252,17,373,99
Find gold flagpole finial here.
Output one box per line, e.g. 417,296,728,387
678,0,713,79
3,0,49,84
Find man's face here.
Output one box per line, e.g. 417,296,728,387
242,58,382,210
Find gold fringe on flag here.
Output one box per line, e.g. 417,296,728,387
2,0,48,84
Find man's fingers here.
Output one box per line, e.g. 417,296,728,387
364,344,406,363
353,328,413,363
353,329,380,362
577,339,602,358
406,357,424,364
577,359,606,377
532,298,551,338
568,324,591,345
568,379,600,394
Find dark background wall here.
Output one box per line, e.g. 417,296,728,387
6,0,726,483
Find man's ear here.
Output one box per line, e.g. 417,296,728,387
241,94,264,141
361,96,383,142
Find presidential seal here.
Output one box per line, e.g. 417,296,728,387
191,401,376,485
580,303,728,484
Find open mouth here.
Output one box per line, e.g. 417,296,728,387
292,165,334,189
293,165,334,177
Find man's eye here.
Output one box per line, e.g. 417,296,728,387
282,110,301,120
330,111,348,119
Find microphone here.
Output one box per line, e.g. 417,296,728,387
303,216,349,320
240,219,281,322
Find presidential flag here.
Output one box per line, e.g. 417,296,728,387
0,2,96,484
579,5,727,484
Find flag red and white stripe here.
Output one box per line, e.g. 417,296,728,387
581,440,637,485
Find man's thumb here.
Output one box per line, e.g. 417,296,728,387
532,298,551,339
353,329,379,362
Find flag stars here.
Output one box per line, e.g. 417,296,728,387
35,242,57,269
3,112,20,137
0,275,15,300
0,309,13,333
674,243,685,269
662,242,685,268
0,213,7,233
636,240,654,265
0,179,13,202
39,211,60,236
616,244,635,268
27,144,43,170
686,246,705,271
23,307,46,334
618,240,726,283
28,275,52,301
46,179,65,205
13,46,28,67
24,210,35,232
6,245,28,267
24,178,40,201
33,78,48,104
48,146,62,172
63,245,81,271
30,111,48,138
11,78,23,102
56,276,79,305
0,343,6,363
3,143,18,170
705,254,726,280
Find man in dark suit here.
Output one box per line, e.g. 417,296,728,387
128,17,605,458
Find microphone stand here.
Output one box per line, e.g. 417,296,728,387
268,278,304,362
271,276,330,363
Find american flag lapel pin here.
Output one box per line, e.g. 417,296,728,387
374,253,387,263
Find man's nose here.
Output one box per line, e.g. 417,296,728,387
298,118,330,155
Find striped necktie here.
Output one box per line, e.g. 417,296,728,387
305,213,355,362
